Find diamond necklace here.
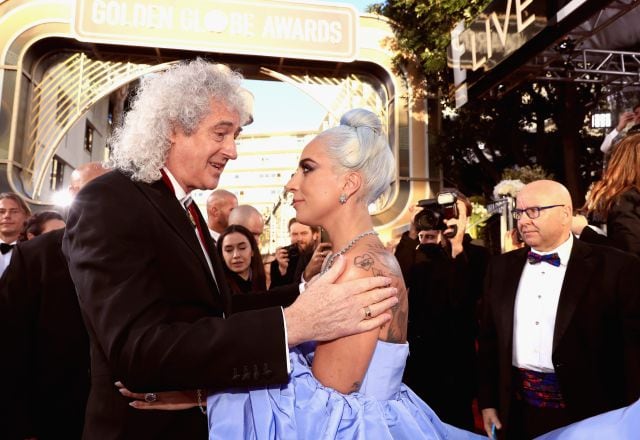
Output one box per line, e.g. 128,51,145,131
321,230,378,274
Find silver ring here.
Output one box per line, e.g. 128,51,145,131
364,306,372,320
144,393,158,403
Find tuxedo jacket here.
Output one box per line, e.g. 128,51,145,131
478,239,640,432
63,170,298,439
0,229,89,439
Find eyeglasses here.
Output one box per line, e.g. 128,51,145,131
512,204,564,220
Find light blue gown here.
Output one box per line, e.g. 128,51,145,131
207,341,487,439
535,399,640,439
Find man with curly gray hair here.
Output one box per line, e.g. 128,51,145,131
62,59,398,439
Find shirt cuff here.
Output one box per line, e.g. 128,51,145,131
281,307,291,373
586,224,607,236
299,274,307,293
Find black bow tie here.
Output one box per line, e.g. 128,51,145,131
527,251,561,267
0,243,14,255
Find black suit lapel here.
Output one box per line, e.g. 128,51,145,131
189,202,233,312
134,180,219,295
553,238,594,351
499,248,529,351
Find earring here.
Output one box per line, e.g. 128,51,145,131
339,194,347,204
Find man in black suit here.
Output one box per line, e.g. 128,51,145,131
270,218,319,288
0,162,108,439
478,180,640,439
62,59,397,439
1,229,87,439
404,192,489,431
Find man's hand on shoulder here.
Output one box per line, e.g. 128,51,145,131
284,255,398,347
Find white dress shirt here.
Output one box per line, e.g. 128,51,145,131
0,240,16,277
600,128,619,154
512,234,573,372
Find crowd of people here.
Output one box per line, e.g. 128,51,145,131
1,58,639,440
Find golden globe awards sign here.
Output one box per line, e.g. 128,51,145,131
73,0,359,62
448,0,549,107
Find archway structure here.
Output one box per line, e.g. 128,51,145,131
0,0,433,240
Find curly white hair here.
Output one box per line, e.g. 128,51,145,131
109,59,251,182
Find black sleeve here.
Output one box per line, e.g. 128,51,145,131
231,283,299,313
477,259,500,410
394,231,419,283
607,191,640,258
0,246,37,438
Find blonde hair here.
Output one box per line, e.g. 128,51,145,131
316,109,395,204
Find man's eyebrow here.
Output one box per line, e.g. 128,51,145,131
212,121,234,129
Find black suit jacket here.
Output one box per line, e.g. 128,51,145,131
269,252,300,288
404,239,488,430
394,231,420,283
0,229,89,439
478,239,640,434
581,188,640,258
63,170,298,439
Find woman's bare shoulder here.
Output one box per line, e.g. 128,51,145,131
341,240,404,283
339,239,408,343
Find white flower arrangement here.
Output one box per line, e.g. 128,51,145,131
471,202,489,218
493,179,525,200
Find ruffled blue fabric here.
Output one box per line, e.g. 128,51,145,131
208,341,487,439
535,399,640,439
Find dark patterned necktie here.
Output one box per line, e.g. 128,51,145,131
0,243,14,254
527,251,561,267
159,169,210,255
183,197,210,254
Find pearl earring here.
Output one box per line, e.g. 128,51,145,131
339,194,347,204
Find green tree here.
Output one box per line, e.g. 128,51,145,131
369,0,490,92
371,0,606,203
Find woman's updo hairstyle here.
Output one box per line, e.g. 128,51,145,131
317,108,395,204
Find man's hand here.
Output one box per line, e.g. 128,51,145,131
115,381,198,411
408,205,422,240
303,242,332,281
274,247,289,276
443,200,467,258
284,255,398,347
617,111,637,131
482,408,502,439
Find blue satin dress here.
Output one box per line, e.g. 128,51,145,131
535,399,640,439
207,341,487,439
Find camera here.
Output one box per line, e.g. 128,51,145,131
283,243,300,260
414,191,459,236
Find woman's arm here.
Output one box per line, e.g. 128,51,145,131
311,246,407,394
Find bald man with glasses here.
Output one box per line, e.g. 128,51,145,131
478,180,640,439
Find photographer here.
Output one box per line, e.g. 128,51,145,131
401,189,489,431
270,218,327,288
